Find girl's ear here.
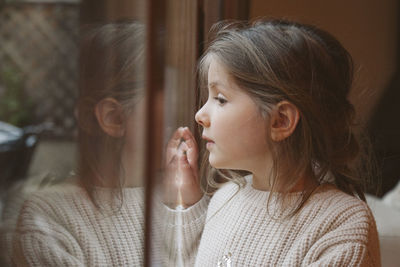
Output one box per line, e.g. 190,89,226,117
95,97,125,137
270,101,300,142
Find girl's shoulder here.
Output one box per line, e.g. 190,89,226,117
309,183,371,213
210,178,376,228
304,183,377,233
301,184,380,264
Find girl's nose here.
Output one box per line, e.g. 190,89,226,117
195,105,210,128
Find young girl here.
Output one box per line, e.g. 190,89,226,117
164,19,381,266
12,21,147,266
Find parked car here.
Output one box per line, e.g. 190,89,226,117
0,121,46,189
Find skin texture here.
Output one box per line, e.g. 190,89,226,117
165,57,304,207
195,58,271,177
164,127,202,208
165,58,271,207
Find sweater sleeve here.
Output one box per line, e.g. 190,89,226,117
301,202,381,267
12,195,85,267
156,194,210,266
305,243,374,267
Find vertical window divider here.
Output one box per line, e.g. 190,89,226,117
144,0,166,266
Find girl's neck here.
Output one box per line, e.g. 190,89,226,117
252,173,271,191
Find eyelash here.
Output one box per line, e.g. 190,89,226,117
213,96,227,105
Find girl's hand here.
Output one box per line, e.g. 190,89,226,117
163,127,203,209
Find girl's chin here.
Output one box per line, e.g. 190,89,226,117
208,155,220,168
208,155,229,169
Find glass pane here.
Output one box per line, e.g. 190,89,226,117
152,0,200,266
1,1,148,266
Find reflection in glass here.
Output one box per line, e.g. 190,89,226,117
0,2,80,266
5,21,147,266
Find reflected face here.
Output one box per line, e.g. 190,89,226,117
195,57,270,171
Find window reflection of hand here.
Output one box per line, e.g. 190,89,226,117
164,127,203,209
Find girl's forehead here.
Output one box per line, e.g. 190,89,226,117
207,58,244,94
207,58,231,85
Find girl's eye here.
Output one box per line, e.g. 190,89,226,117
213,94,227,105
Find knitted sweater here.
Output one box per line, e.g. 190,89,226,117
163,176,381,266
12,184,145,266
12,177,381,266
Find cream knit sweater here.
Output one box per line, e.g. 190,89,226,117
12,184,145,266
12,177,381,266
163,176,381,266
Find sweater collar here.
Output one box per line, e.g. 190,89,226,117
239,175,334,213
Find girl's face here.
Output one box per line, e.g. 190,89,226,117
195,58,270,172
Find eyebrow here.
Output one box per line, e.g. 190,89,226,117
208,82,226,91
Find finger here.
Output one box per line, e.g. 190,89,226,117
181,127,197,144
177,142,197,167
183,138,198,155
177,144,199,184
186,147,198,168
182,134,197,152
177,148,189,166
178,149,198,183
181,127,198,153
178,150,197,176
178,141,197,167
175,152,193,183
167,127,183,149
178,141,189,152
179,139,198,171
166,148,177,166
166,128,185,163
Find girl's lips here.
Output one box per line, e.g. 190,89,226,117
202,135,215,149
202,135,214,143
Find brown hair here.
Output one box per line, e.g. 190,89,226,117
76,21,145,208
198,19,375,217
